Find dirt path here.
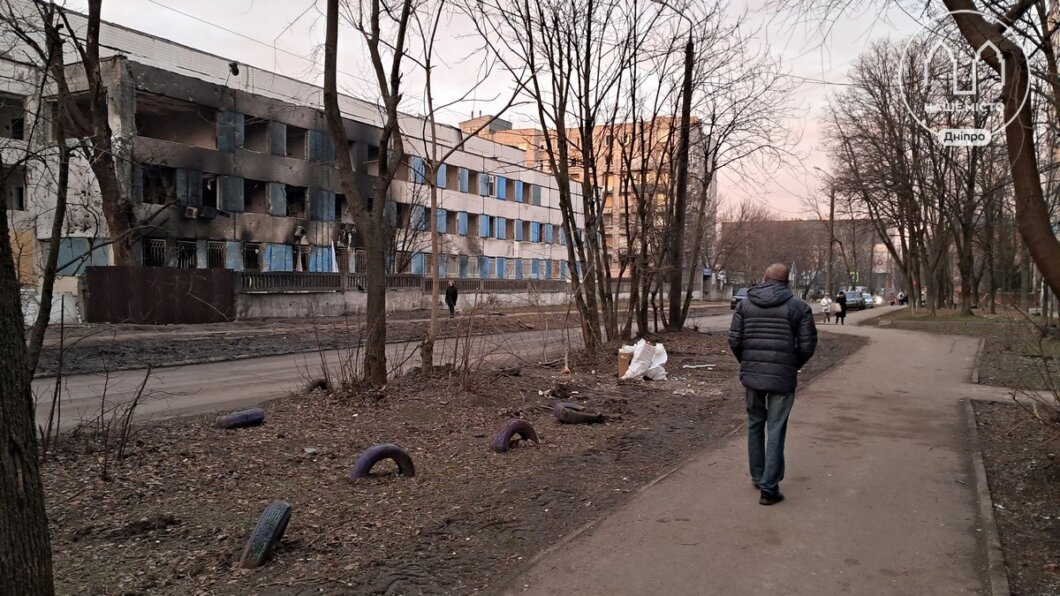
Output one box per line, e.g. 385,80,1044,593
505,306,995,595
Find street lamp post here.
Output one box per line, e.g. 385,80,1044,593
813,166,836,298
655,0,695,330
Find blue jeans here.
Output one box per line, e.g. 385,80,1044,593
746,389,795,494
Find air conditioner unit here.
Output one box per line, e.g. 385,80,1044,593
183,206,199,219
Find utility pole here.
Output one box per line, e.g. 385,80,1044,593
666,32,694,330
827,184,835,297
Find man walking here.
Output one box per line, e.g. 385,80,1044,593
728,263,818,505
445,280,458,318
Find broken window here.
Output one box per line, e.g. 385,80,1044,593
142,238,167,267
3,166,26,211
0,94,24,140
285,185,307,218
336,247,349,273
242,243,263,271
206,241,226,269
243,179,269,214
175,240,197,269
242,117,269,152
335,193,348,222
294,245,310,272
140,164,176,205
202,175,218,209
286,125,307,159
135,92,217,150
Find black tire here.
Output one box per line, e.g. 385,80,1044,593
492,419,539,453
216,408,265,429
239,500,292,569
349,443,415,483
305,378,331,392
553,402,605,424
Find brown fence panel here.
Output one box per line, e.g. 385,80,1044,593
86,266,236,324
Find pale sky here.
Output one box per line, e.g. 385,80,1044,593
68,0,924,217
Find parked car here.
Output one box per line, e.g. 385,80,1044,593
730,287,748,310
862,292,874,308
845,290,866,310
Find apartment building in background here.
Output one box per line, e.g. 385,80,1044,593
462,115,716,283
1,5,581,320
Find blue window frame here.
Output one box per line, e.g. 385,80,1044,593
458,168,470,193
436,163,447,188
458,211,468,235
410,156,426,184
514,181,524,203
532,184,542,205
514,219,523,241
496,256,506,279
544,260,553,279
558,227,566,245
459,255,469,278
480,256,491,279
437,208,447,234
531,259,541,279
497,176,507,200
561,261,569,280
478,215,491,238
411,252,425,275
411,205,428,231
530,222,541,243
495,216,506,240
515,258,523,279
543,224,553,244
478,172,489,196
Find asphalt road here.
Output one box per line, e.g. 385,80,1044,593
33,312,732,432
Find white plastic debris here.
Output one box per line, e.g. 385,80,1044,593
621,339,668,381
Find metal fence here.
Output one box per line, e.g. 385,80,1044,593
237,271,570,294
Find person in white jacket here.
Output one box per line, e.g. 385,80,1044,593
819,295,832,324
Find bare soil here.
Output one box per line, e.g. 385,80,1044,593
972,400,1060,596
43,329,863,595
35,305,728,379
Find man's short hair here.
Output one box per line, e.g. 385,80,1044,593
764,263,789,283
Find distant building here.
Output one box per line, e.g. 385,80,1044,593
1,7,583,311
462,116,717,290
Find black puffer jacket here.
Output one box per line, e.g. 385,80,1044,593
727,281,818,394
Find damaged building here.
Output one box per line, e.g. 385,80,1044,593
1,7,582,322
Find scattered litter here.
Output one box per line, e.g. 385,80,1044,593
682,364,715,369
303,447,319,455
621,339,668,380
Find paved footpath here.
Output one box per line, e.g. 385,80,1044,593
507,307,991,595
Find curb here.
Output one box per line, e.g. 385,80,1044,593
963,399,1010,596
971,338,985,384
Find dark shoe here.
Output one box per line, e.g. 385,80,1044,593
759,490,785,506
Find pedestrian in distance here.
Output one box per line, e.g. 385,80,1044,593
835,291,847,325
445,281,458,318
728,263,818,506
819,294,832,324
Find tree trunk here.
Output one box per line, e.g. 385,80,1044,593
0,199,55,595
944,1,1060,299
666,37,694,331
364,232,388,384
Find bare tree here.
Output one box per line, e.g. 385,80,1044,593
322,0,416,385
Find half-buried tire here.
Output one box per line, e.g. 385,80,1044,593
216,408,265,429
553,401,605,424
349,443,415,483
492,419,540,453
239,500,292,569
